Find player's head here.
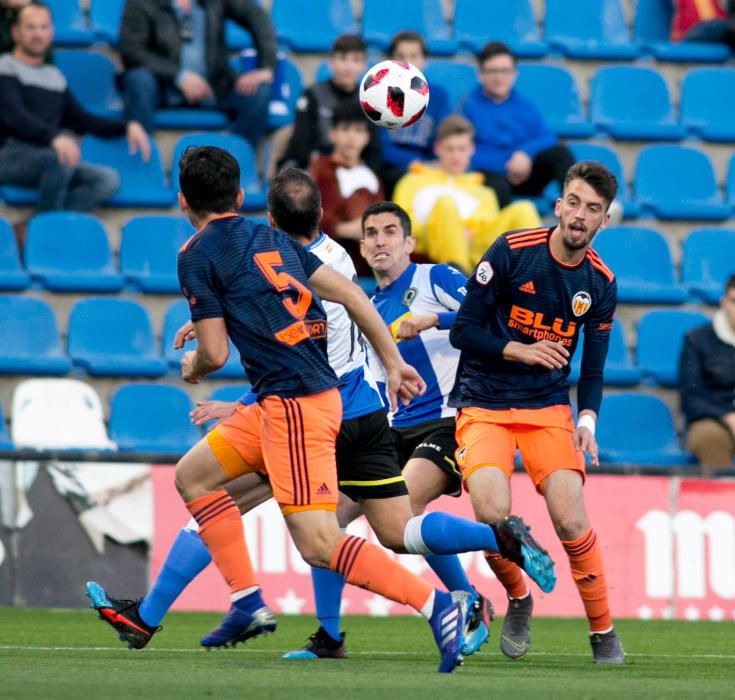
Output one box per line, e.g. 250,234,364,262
554,161,618,251
267,167,322,240
434,115,475,176
177,146,243,223
329,101,370,165
360,202,415,280
12,1,52,59
328,34,366,91
722,273,735,330
388,30,428,69
477,41,516,101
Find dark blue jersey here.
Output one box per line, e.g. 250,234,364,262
177,215,339,399
449,226,617,413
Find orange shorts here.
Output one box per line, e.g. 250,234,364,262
455,405,585,492
206,388,342,515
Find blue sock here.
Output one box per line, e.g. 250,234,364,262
139,528,213,627
424,553,473,595
419,512,498,555
311,566,345,642
233,588,266,615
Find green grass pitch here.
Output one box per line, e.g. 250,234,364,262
1,608,734,699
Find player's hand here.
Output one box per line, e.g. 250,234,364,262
505,150,532,185
503,340,569,369
395,313,438,341
174,320,196,350
51,134,80,167
181,350,201,384
178,70,214,103
573,426,599,467
385,361,426,411
126,121,150,163
235,68,273,95
190,400,237,426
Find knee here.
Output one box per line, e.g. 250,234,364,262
297,526,340,568
124,67,157,95
372,524,407,553
552,512,589,541
97,166,120,199
474,502,510,525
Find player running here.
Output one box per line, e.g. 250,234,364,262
449,161,624,665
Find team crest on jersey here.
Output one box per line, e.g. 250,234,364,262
571,291,592,317
402,287,418,307
475,261,493,286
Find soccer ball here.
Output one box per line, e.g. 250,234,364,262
359,60,430,130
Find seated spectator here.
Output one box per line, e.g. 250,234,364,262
0,2,149,218
671,0,735,47
460,41,573,208
393,115,540,272
279,34,381,173
0,0,29,55
679,273,735,472
310,102,384,274
379,30,451,197
119,0,276,148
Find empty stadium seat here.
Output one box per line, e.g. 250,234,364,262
68,298,167,377
0,296,71,375
81,136,175,207
592,226,688,303
636,309,710,386
515,64,594,138
45,0,94,46
208,385,252,402
0,218,30,290
120,215,194,294
568,320,642,386
171,133,267,210
589,66,685,141
272,0,356,51
154,108,229,130
109,384,201,454
727,153,735,208
362,0,458,55
424,60,477,111
596,393,691,465
54,50,123,119
681,228,735,304
681,68,735,141
454,0,549,57
89,0,125,44
267,56,304,130
25,213,123,292
0,185,38,207
634,146,731,220
544,0,638,60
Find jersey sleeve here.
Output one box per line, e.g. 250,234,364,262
177,247,224,321
290,236,323,278
430,264,468,316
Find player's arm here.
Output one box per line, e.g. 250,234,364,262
181,317,229,384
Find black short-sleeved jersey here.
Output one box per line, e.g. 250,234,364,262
449,226,617,413
177,215,339,399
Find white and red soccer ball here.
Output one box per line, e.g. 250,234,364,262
359,60,430,130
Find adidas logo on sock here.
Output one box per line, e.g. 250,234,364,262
518,281,536,294
316,483,331,496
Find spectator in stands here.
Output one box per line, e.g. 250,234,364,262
119,0,276,148
393,115,540,273
0,0,29,55
679,273,735,472
379,31,451,197
671,0,735,48
310,101,384,274
0,2,149,220
460,41,573,208
278,34,381,173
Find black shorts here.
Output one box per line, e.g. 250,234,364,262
336,408,408,502
391,416,461,497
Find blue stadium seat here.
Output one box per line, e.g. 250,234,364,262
589,66,685,141
362,0,458,55
568,320,641,386
0,401,11,449
120,215,194,293
592,226,688,304
25,213,123,292
727,153,735,209
208,385,252,402
171,133,267,211
0,296,71,375
514,64,593,138
45,0,94,46
0,219,30,290
454,0,549,58
0,185,38,206
544,0,638,60
154,108,229,130
681,68,735,141
681,228,735,304
225,20,253,50
267,56,304,130
273,0,356,51
89,0,125,44
54,51,123,119
68,298,167,377
424,60,477,112
633,0,730,62
634,145,731,220
596,393,690,465
81,136,175,207
636,309,710,386
109,384,201,453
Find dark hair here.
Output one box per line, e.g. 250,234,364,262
563,161,618,208
267,168,322,237
14,1,50,25
436,114,474,142
331,100,367,128
331,33,366,55
477,40,516,66
725,274,735,294
361,201,412,238
178,146,240,214
388,30,427,59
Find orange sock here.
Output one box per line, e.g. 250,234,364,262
562,528,612,633
186,490,256,595
330,535,432,613
485,551,529,599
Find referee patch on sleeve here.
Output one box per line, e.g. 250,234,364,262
475,260,493,285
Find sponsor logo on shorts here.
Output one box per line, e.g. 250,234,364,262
571,291,592,317
417,441,442,453
456,447,466,465
316,483,331,496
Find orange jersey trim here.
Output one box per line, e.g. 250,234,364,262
586,249,615,282
508,235,548,250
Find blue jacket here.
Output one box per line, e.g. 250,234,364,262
460,86,556,174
